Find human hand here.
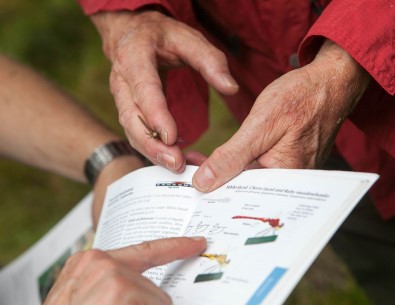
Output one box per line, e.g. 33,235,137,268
90,10,238,173
44,236,206,305
192,39,371,192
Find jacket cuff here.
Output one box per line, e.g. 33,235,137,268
76,0,199,24
298,0,394,95
78,0,177,15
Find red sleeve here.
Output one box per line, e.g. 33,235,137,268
76,0,195,23
299,0,395,95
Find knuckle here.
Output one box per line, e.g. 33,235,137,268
137,240,156,255
107,275,129,293
118,107,134,128
69,249,103,266
132,81,146,106
209,47,227,63
134,240,158,266
189,27,207,41
131,81,162,108
109,71,121,96
210,146,245,173
113,42,133,67
99,258,117,271
84,248,106,259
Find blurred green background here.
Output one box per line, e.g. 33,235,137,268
0,1,371,304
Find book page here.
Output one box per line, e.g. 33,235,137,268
93,165,378,305
0,194,93,305
160,168,377,305
93,166,201,283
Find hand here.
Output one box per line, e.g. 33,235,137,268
44,236,207,305
91,10,238,173
192,39,371,192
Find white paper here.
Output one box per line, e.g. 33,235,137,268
94,165,378,305
0,194,94,305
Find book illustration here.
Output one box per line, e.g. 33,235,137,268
232,216,283,245
194,253,231,283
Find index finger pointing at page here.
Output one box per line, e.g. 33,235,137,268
107,237,207,273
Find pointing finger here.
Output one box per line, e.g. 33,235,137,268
107,236,207,273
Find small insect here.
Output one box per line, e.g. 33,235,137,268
138,115,161,140
137,115,187,144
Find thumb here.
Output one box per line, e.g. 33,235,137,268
192,118,275,192
107,236,207,273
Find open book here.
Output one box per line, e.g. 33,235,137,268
93,165,378,305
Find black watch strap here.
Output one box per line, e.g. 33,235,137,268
84,140,148,185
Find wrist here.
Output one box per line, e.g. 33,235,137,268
309,39,371,116
313,39,371,95
84,140,149,185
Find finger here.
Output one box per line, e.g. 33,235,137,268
129,113,186,173
169,25,239,96
184,150,207,166
107,236,207,273
111,74,186,173
111,45,178,146
192,112,285,192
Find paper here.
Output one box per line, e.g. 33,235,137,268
94,165,378,305
0,194,93,305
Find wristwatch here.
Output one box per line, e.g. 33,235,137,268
84,140,148,185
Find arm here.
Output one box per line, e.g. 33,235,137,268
44,236,206,305
0,54,144,224
299,0,394,95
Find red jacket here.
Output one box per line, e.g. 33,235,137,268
78,0,395,220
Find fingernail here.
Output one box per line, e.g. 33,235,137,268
190,236,206,241
157,153,176,170
221,73,238,89
194,165,215,192
161,130,168,145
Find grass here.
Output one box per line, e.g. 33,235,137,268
0,1,371,304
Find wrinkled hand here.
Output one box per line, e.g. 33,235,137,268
44,236,206,305
192,40,371,192
91,10,238,173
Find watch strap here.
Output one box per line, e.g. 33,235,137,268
84,140,147,185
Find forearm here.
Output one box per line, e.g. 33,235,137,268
310,39,371,114
0,55,134,182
